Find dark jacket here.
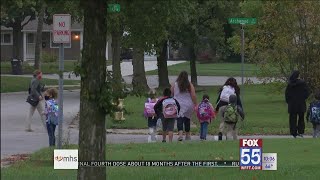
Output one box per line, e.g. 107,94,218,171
285,79,310,113
154,96,181,119
215,91,243,111
29,77,43,101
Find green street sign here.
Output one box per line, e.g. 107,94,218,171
228,18,257,25
108,4,120,12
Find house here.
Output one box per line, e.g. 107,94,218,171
1,19,112,61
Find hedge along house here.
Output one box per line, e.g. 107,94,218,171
0,18,112,62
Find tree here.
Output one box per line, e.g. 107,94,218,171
34,0,46,69
1,0,38,60
77,0,107,179
231,1,320,90
170,0,239,86
107,0,126,92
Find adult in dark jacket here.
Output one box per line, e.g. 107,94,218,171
285,70,310,138
25,70,46,132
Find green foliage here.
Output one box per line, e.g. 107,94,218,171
0,0,38,27
233,1,320,90
42,52,58,63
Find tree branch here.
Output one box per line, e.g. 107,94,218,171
21,15,34,27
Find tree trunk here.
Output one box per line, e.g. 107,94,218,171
132,47,149,93
77,0,107,179
111,30,122,92
12,21,23,60
34,2,46,69
157,40,170,88
189,45,198,86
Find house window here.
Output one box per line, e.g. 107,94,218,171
1,32,13,45
49,32,71,48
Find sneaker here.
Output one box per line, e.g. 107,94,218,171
293,135,297,138
178,137,183,141
162,140,166,143
298,134,304,138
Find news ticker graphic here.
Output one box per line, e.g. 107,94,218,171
79,160,240,168
239,139,277,171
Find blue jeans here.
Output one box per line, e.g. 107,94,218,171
200,122,209,140
46,122,56,146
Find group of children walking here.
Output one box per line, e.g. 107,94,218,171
144,79,245,142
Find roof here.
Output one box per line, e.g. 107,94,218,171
1,17,83,32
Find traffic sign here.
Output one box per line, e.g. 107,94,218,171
108,4,120,12
228,18,257,25
53,14,71,43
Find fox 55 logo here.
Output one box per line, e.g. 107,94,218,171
239,139,262,170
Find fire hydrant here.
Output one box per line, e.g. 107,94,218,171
114,99,125,121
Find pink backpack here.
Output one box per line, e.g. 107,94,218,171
162,98,178,119
144,98,158,118
197,101,215,122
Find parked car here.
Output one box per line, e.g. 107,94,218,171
120,48,133,61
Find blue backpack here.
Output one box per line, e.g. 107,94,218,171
46,99,59,125
309,101,320,124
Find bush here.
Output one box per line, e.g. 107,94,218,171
42,52,58,63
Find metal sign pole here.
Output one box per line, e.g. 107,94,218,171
58,43,64,149
241,24,245,104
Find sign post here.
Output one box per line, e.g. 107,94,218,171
53,14,71,149
228,17,256,105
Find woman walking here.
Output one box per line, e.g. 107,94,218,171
25,70,46,132
285,70,310,138
171,71,197,141
216,77,243,140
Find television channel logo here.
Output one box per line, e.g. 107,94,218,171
54,149,78,169
239,139,263,170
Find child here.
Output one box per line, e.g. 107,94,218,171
154,88,180,143
196,94,215,140
220,94,244,140
306,91,320,138
43,88,59,146
144,89,158,142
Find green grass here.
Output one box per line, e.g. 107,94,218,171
2,139,320,180
1,61,77,74
0,76,80,93
146,62,261,76
107,84,313,135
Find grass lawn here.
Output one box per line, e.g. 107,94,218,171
1,61,78,74
2,139,319,180
146,62,261,77
106,84,313,135
1,76,80,93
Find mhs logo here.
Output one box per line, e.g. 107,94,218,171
54,149,78,169
55,155,78,162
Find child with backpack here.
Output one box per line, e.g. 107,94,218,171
42,88,59,147
306,91,320,138
154,88,180,143
216,78,243,140
196,94,215,140
144,89,159,142
220,94,244,140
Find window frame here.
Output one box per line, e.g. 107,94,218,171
1,32,13,45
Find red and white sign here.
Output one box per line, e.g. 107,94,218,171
53,14,71,43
